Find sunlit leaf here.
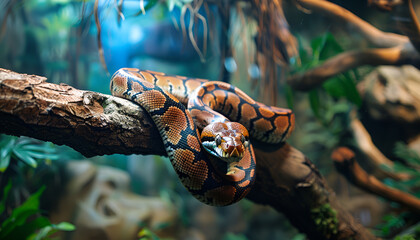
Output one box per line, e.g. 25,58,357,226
31,221,75,240
138,227,160,240
54,222,76,231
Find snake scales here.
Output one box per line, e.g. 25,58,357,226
110,68,295,206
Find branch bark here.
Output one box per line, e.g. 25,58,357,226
0,68,165,157
0,68,376,240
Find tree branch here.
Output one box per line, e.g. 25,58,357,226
332,147,420,214
0,68,375,240
0,68,165,157
295,0,408,48
288,0,420,91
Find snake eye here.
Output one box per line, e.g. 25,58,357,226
240,135,246,144
215,135,222,146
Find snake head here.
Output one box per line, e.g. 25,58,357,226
201,122,250,164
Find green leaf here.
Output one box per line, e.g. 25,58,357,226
0,186,45,238
322,74,361,106
138,227,160,240
309,89,321,119
0,180,12,214
54,222,76,231
319,33,343,61
394,142,420,165
341,72,362,106
0,154,11,172
22,144,57,153
322,77,346,98
12,149,38,168
0,136,16,172
222,233,248,240
31,222,74,240
8,216,51,240
285,85,294,109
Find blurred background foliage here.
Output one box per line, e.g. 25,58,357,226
0,0,420,239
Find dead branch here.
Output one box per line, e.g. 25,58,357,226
0,68,375,240
288,0,420,91
332,147,420,214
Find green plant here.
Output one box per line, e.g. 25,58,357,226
293,32,361,125
222,232,248,240
382,142,420,198
0,180,75,240
138,227,161,240
0,135,59,172
375,143,420,237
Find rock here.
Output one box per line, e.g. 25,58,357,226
358,65,420,123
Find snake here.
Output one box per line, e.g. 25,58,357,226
110,68,295,206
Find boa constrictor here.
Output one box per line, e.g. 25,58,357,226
110,68,295,206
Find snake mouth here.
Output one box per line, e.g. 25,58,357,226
202,141,244,163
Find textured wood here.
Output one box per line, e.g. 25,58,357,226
0,68,165,157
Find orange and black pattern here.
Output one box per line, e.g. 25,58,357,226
110,68,295,206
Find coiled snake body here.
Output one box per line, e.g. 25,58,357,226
110,68,295,206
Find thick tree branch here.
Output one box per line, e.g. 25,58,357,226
0,68,165,157
0,69,375,240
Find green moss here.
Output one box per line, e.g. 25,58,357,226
310,203,339,239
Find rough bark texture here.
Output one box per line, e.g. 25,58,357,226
0,68,165,157
0,68,375,240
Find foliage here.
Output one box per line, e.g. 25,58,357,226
0,134,80,238
394,235,416,240
0,181,75,240
138,227,161,240
376,213,409,237
383,142,420,198
0,135,59,172
291,233,306,240
291,33,361,164
294,32,361,124
374,143,420,237
222,233,248,240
